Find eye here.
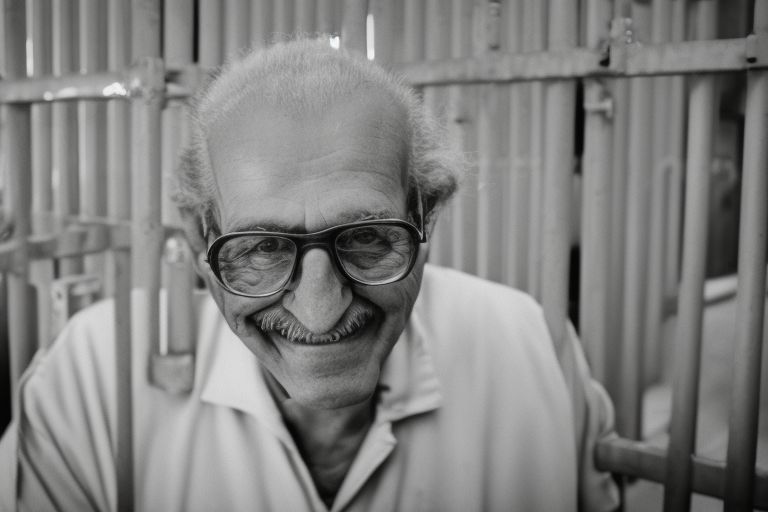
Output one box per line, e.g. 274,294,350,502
350,228,382,245
254,238,281,253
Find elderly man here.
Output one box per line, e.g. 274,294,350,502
1,38,619,511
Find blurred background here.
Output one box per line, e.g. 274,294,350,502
0,0,766,510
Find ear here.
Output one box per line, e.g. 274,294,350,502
177,207,211,276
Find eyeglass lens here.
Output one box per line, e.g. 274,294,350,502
216,224,416,295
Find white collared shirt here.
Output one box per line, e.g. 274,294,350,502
1,265,619,511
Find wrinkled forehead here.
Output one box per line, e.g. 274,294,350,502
202,87,413,231
204,87,412,188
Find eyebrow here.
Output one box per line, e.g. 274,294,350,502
229,208,402,234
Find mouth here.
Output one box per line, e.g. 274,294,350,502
253,300,376,346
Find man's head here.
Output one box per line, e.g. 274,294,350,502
174,38,461,410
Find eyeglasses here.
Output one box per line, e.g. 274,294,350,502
205,209,427,298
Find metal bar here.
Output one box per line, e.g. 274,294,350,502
724,3,768,509
642,0,673,388
422,0,452,270
106,0,131,298
403,0,425,62
595,438,768,509
79,0,107,278
317,0,340,35
579,0,613,383
503,0,528,289
664,1,719,509
619,15,654,439
224,0,250,58
199,0,222,67
295,0,317,33
395,37,766,85
523,0,547,299
52,0,82,276
475,0,505,282
3,0,33,415
28,0,53,216
250,0,273,48
27,0,55,349
0,70,136,103
341,0,369,55
107,7,132,490
447,0,478,275
540,0,577,356
663,0,687,332
156,0,196,393
273,0,295,37
370,0,402,66
164,0,194,68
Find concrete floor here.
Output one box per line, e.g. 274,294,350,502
624,289,768,511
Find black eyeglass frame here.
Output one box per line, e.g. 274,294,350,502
205,202,427,298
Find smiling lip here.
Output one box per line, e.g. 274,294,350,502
254,300,375,346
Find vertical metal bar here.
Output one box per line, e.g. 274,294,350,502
503,0,528,289
579,0,613,383
3,0,33,415
618,1,653,439
423,0,452,269
341,0,369,55
27,0,55,348
403,0,425,62
540,0,577,355
274,0,296,37
448,0,478,275
475,0,505,283
79,0,107,279
105,0,131,302
164,0,194,67
664,0,687,309
370,0,402,66
52,0,81,277
250,0,273,48
224,0,250,58
295,0,317,33
317,0,340,35
723,4,768,509
28,0,53,218
523,0,547,298
156,0,196,394
107,1,133,508
605,81,629,403
199,0,223,67
643,0,673,387
663,1,718,509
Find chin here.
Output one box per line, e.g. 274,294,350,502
287,366,381,410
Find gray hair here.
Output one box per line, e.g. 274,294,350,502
173,37,463,239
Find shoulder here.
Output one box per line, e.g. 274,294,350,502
415,264,551,349
18,299,119,440
414,265,563,391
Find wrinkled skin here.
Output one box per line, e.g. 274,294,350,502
193,90,428,411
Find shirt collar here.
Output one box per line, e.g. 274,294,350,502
199,303,443,426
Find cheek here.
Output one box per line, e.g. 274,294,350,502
207,279,281,336
356,270,423,325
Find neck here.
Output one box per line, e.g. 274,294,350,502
263,371,375,508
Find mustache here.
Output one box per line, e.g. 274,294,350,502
253,299,376,345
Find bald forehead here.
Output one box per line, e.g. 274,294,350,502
207,88,410,184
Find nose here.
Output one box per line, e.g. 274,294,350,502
282,247,352,334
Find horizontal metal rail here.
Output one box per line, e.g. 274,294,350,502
0,35,766,105
0,62,193,104
396,36,768,86
0,222,131,272
596,438,768,509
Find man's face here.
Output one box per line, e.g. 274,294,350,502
202,89,426,410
